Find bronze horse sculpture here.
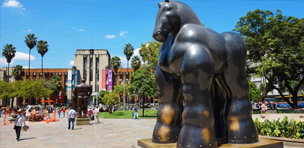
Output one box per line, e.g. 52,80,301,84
152,1,258,147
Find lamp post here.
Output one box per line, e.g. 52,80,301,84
95,71,99,106
123,80,125,111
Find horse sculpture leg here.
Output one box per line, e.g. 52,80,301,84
222,32,258,143
177,45,217,148
152,66,183,143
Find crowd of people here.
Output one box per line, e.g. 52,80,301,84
253,101,278,113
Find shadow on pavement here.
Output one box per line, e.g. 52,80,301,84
19,137,37,141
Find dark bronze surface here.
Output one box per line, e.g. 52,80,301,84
137,138,283,148
72,79,92,117
152,1,258,148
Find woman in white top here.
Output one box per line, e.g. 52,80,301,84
15,109,26,141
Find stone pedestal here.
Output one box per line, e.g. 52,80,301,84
135,137,283,148
75,116,90,125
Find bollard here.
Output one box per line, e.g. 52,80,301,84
2,110,8,125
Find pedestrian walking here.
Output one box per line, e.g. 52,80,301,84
88,108,93,120
68,108,77,130
57,107,62,118
133,105,140,120
62,107,66,118
93,107,100,123
14,109,26,141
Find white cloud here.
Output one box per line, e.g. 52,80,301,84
14,51,35,61
119,31,128,37
106,34,116,39
23,29,32,33
3,0,25,10
72,26,76,29
69,60,74,66
134,48,140,56
23,66,34,68
77,29,85,32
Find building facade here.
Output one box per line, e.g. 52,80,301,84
74,49,111,93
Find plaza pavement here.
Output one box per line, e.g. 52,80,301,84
0,116,155,148
0,114,302,148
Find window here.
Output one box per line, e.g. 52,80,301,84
83,57,87,80
96,58,99,81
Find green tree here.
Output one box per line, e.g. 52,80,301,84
129,66,157,116
110,56,121,74
36,40,49,74
102,92,119,113
249,81,261,101
24,34,37,73
45,75,62,105
0,81,12,106
131,56,141,71
12,65,25,81
139,41,161,70
123,43,134,84
234,9,304,108
98,90,109,104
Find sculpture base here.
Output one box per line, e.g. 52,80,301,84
75,116,90,125
135,138,283,148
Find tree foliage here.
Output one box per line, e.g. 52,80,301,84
12,65,25,81
110,56,121,73
234,9,304,108
139,41,161,70
123,43,134,61
102,92,119,106
131,56,141,71
98,90,109,104
249,81,261,101
2,44,16,64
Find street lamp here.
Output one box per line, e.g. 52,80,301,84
122,80,125,110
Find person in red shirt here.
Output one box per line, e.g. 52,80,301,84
62,107,66,118
88,108,93,119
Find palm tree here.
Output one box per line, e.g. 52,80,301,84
131,56,141,71
110,56,121,74
36,40,49,75
24,34,37,74
2,44,16,82
2,44,16,107
12,65,25,81
123,43,134,84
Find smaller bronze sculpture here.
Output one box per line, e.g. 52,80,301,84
72,79,92,117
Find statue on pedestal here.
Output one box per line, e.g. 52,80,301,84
72,79,92,117
151,0,258,147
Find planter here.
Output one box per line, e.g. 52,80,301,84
259,136,304,147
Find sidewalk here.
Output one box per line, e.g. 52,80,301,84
0,116,155,148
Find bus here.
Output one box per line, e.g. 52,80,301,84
274,94,304,108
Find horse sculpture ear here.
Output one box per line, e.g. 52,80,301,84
165,0,169,2
158,3,161,8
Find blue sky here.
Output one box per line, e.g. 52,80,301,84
1,0,304,69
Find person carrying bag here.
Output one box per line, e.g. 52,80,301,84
14,109,27,141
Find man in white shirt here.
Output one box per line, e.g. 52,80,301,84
68,108,77,130
15,109,26,141
93,107,100,123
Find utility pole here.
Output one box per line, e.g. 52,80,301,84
123,80,125,110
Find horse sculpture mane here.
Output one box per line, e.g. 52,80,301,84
151,1,258,148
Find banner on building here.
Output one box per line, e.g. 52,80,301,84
108,70,112,90
74,70,79,89
102,69,106,90
68,70,72,80
67,70,72,90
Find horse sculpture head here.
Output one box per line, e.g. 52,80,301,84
152,0,180,42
